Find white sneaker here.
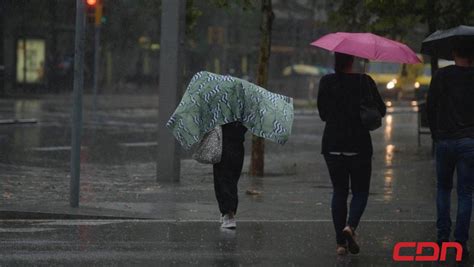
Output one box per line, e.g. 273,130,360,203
220,214,236,229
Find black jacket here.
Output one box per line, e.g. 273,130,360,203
317,73,386,156
427,65,474,141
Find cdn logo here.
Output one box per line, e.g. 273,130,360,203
393,242,463,262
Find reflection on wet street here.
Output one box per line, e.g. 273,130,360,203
383,168,394,202
0,98,159,167
384,114,393,141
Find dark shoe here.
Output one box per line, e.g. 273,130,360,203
336,244,348,255
343,226,360,254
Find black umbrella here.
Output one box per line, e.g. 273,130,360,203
421,25,474,60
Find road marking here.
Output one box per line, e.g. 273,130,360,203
0,228,56,233
29,146,87,152
36,221,118,226
0,219,443,223
119,141,157,147
0,119,37,124
29,142,157,151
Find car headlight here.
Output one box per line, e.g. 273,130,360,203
386,81,395,89
414,82,420,89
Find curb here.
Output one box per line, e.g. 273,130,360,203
0,211,150,220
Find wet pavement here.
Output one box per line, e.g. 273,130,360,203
0,220,471,266
0,96,436,221
0,95,466,265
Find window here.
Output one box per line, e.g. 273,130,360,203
16,39,45,83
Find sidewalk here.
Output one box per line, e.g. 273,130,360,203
0,99,438,221
0,94,316,113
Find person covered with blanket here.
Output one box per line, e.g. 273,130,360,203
167,71,294,229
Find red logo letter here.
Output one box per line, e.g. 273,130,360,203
393,242,416,261
440,242,463,262
415,242,439,261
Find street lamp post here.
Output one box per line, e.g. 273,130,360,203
70,0,86,207
156,0,186,182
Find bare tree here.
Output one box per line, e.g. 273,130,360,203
249,0,274,177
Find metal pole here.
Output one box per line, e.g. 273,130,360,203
0,6,4,95
92,24,100,121
157,0,185,182
22,2,27,85
70,0,86,207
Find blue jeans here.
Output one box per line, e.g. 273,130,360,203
436,138,474,244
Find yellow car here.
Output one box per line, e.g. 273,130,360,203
413,60,455,100
396,62,424,100
367,62,401,100
368,59,455,101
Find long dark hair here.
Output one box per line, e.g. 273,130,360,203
334,52,355,73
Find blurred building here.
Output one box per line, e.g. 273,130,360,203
2,0,331,100
2,0,76,95
189,0,331,100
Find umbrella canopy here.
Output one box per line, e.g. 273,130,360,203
166,71,294,149
421,25,474,60
311,32,421,64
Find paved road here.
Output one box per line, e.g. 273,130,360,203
0,219,469,266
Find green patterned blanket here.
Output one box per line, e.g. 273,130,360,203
166,71,294,149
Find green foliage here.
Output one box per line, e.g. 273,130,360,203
185,0,255,37
326,0,474,40
325,0,373,32
210,0,255,10
364,0,422,39
434,0,474,28
186,0,203,34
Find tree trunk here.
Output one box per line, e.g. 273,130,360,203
249,0,274,177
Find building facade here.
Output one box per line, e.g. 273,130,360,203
2,0,330,100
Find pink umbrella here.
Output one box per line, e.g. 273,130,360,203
311,32,421,64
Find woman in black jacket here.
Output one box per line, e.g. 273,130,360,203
317,52,386,255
